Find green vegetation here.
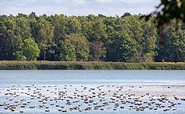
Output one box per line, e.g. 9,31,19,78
14,38,40,60
145,0,185,29
0,61,185,70
1,13,185,62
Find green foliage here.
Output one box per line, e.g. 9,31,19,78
66,17,81,34
124,16,157,62
14,51,26,60
91,18,107,41
0,17,22,60
1,13,185,62
145,0,185,30
50,14,66,44
107,32,137,62
66,33,89,61
60,39,76,61
15,17,31,40
89,41,106,61
14,38,40,61
36,18,54,60
156,23,185,62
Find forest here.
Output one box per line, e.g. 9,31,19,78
0,12,185,62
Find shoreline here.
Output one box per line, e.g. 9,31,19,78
1,61,185,70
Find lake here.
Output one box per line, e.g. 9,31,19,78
0,70,185,114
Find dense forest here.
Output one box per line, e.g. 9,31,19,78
0,12,185,62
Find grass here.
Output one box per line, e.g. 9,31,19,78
0,61,185,70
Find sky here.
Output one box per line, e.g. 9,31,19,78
0,0,160,16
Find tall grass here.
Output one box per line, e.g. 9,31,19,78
0,61,185,70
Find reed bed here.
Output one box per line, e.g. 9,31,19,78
0,61,185,70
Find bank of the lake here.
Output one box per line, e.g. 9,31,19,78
0,61,185,70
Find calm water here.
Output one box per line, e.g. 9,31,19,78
0,70,185,114
0,70,185,86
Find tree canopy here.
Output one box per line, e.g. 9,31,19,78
0,13,185,62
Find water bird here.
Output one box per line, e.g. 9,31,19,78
45,109,50,112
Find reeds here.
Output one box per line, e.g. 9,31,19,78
0,61,185,70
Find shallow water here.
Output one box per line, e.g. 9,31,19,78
0,70,185,114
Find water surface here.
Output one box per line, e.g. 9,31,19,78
0,70,185,86
0,70,185,114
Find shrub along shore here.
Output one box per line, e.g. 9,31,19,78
0,61,185,70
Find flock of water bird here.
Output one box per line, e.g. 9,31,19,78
0,84,185,113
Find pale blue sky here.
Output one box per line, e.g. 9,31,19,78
0,0,160,16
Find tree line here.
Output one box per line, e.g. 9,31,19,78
0,12,185,62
